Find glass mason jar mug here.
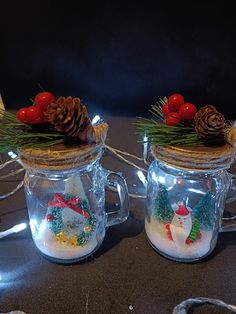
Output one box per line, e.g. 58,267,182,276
20,144,129,263
145,144,236,262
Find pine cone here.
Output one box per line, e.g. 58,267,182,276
47,96,91,140
46,96,108,144
194,105,225,141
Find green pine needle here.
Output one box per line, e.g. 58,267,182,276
136,98,202,146
0,109,64,152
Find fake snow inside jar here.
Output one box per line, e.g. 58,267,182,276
145,144,236,262
20,142,129,263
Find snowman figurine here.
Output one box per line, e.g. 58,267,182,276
166,202,192,246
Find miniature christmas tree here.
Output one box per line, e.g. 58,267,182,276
154,183,174,223
192,191,214,230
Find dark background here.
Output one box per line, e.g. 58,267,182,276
0,1,236,118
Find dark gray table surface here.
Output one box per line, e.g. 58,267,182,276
1,117,236,314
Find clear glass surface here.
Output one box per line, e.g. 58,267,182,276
145,160,231,262
24,159,129,263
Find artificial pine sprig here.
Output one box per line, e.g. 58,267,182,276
0,109,64,152
136,118,201,146
136,97,202,146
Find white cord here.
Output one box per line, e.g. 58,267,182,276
173,297,236,313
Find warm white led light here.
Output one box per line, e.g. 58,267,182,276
0,222,27,239
8,151,18,159
14,223,27,232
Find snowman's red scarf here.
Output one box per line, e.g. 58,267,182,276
48,193,90,219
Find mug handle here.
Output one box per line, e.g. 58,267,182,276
105,171,129,227
220,172,236,232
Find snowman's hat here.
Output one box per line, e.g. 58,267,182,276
175,204,190,216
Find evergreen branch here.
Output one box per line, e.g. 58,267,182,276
135,96,202,146
0,109,65,152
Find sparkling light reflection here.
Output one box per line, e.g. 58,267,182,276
0,263,34,289
92,115,101,125
188,188,206,195
29,219,38,235
151,172,158,182
137,170,147,189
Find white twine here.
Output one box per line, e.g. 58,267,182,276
0,168,24,180
0,153,25,199
105,145,147,173
0,156,19,170
105,145,143,161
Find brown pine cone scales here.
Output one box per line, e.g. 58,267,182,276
47,96,91,136
46,96,108,144
194,105,225,142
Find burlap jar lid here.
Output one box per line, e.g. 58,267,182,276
19,142,103,171
151,143,236,171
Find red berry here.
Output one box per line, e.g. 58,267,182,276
179,103,197,120
34,91,56,113
162,103,171,117
168,93,184,111
165,112,181,126
26,106,43,124
16,108,29,123
46,214,54,222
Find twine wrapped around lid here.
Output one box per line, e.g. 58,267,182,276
151,143,236,171
19,119,108,171
19,142,103,171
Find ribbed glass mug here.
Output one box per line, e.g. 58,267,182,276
145,144,236,262
20,144,129,263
